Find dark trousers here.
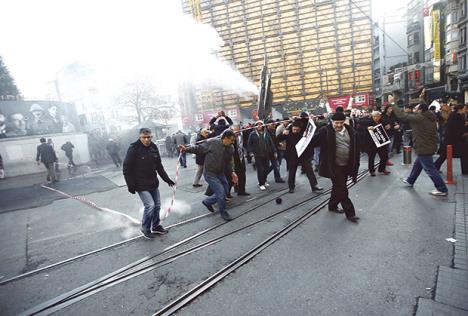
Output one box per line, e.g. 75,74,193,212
177,149,187,167
65,153,76,167
288,159,318,190
234,159,247,194
110,153,121,167
267,158,282,181
393,130,402,153
435,147,468,175
368,147,388,173
329,165,356,218
254,156,269,185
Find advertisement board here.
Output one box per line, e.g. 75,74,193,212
0,101,79,139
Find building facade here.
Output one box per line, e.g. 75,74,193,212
458,0,468,102
181,0,373,122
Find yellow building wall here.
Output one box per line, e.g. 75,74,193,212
182,0,373,110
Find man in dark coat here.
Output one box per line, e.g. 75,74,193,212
209,111,233,136
309,112,360,222
232,124,250,196
173,130,189,168
61,141,76,168
434,104,468,174
106,138,122,167
123,128,175,238
277,120,323,193
266,120,285,183
357,111,390,176
36,137,58,182
248,120,277,191
165,135,174,158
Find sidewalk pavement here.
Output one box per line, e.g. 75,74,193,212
416,170,468,316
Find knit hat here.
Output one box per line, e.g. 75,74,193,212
331,112,346,121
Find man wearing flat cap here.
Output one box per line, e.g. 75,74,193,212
310,111,361,222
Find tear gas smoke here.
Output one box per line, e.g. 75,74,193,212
160,198,193,219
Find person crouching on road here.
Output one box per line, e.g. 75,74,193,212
123,128,175,239
180,129,238,221
310,112,360,223
277,120,323,193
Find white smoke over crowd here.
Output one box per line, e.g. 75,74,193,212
1,0,257,101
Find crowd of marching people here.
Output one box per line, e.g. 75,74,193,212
123,103,468,239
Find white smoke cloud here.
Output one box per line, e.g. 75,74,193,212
160,198,193,220
1,0,258,100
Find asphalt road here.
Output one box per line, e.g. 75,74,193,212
0,155,455,315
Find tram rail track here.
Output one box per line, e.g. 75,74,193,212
19,169,370,316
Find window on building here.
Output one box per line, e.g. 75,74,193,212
414,32,419,44
461,27,467,46
462,1,467,18
446,29,459,43
460,54,467,72
414,52,420,63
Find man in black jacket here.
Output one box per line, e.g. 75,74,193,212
248,121,277,191
123,128,175,239
36,137,58,182
193,128,210,187
310,112,360,223
61,141,76,168
232,124,250,196
277,121,323,193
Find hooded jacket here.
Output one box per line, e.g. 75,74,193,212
392,105,438,155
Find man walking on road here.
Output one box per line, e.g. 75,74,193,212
310,112,360,223
123,128,175,239
392,103,449,196
180,129,238,221
36,137,58,183
173,130,189,168
106,138,122,167
277,120,323,193
61,141,77,168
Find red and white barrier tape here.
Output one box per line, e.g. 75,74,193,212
162,151,182,220
41,184,140,225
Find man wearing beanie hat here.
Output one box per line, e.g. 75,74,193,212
309,111,360,222
392,103,448,196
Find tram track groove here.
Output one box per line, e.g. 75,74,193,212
19,169,370,316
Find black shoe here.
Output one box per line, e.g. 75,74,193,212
346,216,360,223
226,194,233,198
202,201,215,213
275,178,286,183
289,187,295,193
238,192,250,196
221,212,232,221
329,208,345,214
140,229,155,239
192,184,202,187
46,176,51,181
370,172,376,177
151,225,168,235
312,186,323,192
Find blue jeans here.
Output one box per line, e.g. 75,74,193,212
204,173,229,215
137,188,161,232
407,154,448,192
177,149,187,167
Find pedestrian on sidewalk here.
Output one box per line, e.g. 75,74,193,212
277,120,323,193
248,120,277,191
435,104,468,174
392,103,449,196
61,141,77,168
357,111,390,176
193,128,210,187
173,130,189,168
180,129,238,221
309,112,360,223
106,138,122,167
36,137,58,182
123,128,175,239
